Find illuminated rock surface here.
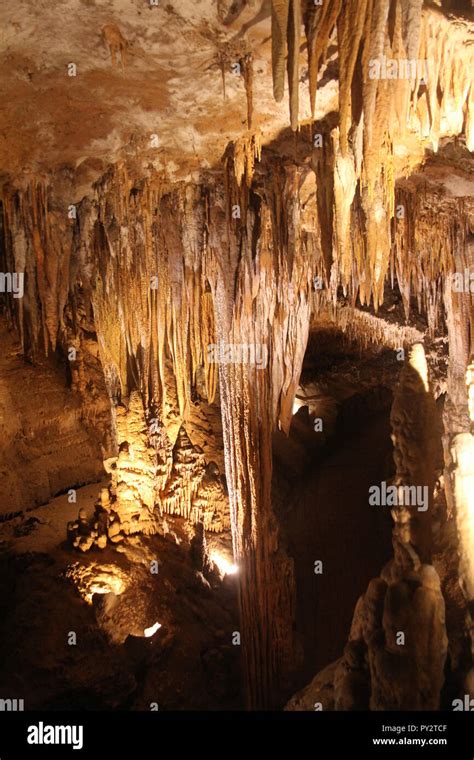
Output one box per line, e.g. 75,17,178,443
0,0,473,711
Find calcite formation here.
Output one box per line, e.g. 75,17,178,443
338,563,448,711
0,0,473,712
390,343,436,564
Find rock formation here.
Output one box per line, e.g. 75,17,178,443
0,0,472,714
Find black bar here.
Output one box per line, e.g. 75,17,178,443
0,710,472,757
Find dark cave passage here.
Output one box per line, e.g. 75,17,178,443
273,328,398,693
290,403,394,678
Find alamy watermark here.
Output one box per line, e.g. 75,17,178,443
27,722,83,750
368,55,432,83
369,482,429,512
452,695,474,711
0,697,24,711
450,270,474,294
207,342,268,369
0,272,24,298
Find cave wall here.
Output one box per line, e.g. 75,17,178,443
0,316,107,517
0,0,473,709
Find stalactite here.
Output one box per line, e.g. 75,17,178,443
241,53,254,130
328,305,425,351
337,0,369,157
361,0,391,159
332,129,358,295
270,0,300,130
304,0,342,118
286,0,301,131
217,41,254,125
400,0,424,60
210,149,317,706
102,24,128,69
1,182,72,355
393,186,474,333
311,120,336,279
266,1,474,312
271,0,289,103
201,289,218,404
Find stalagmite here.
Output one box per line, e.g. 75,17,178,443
390,344,436,564
450,429,474,602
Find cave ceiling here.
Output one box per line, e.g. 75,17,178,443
1,0,472,201
0,0,325,199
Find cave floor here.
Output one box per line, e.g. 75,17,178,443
0,485,242,710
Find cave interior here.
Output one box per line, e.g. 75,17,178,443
0,0,473,713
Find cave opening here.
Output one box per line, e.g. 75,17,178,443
273,326,396,694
